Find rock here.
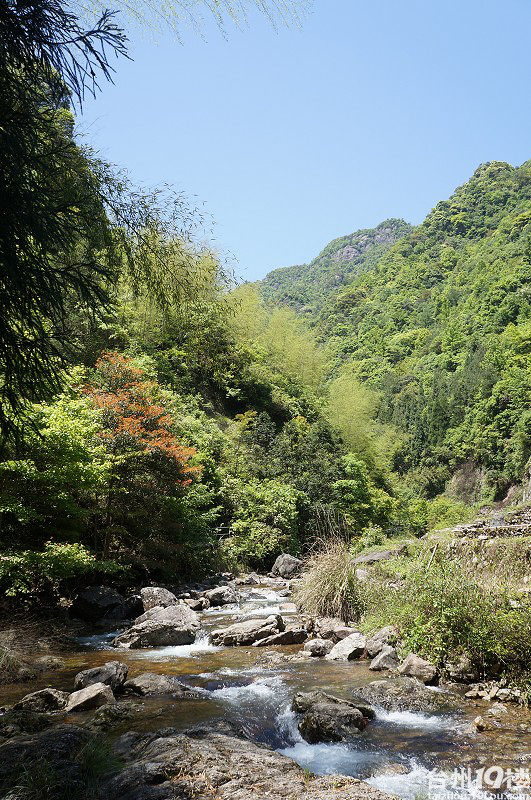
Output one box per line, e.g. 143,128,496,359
74,661,128,692
112,604,199,649
355,678,460,713
445,654,479,683
355,568,370,582
71,585,124,622
252,628,308,646
124,672,198,696
203,585,239,606
398,653,438,684
0,724,89,784
235,572,260,585
271,553,303,579
488,703,508,717
33,655,65,672
474,715,500,732
211,614,284,646
334,626,359,641
325,632,367,661
304,638,334,657
14,687,69,712
366,626,399,657
88,700,145,731
65,682,115,712
0,709,52,741
122,594,144,619
353,546,406,565
313,617,344,639
369,645,399,671
292,691,375,743
104,726,395,800
185,597,210,611
140,586,177,612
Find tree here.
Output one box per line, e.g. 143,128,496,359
85,352,200,558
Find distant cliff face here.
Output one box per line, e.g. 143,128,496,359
260,218,413,315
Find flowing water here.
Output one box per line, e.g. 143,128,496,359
2,580,530,799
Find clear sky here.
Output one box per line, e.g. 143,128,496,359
80,0,531,281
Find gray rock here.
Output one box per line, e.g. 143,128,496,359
325,632,367,661
88,700,145,731
0,724,88,783
303,638,334,657
353,546,406,564
398,652,438,684
14,688,69,712
74,661,129,692
369,645,399,671
445,654,479,683
234,572,260,586
65,682,115,712
292,691,375,743
124,672,198,696
140,586,177,612
184,596,210,611
355,678,460,713
33,655,65,672
366,626,400,657
104,726,395,800
211,615,284,646
271,553,303,578
112,604,199,649
71,585,124,622
252,628,308,647
122,594,144,618
313,616,344,640
203,585,239,606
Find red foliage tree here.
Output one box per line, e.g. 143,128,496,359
85,352,201,558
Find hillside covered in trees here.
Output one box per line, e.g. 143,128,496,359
261,161,531,502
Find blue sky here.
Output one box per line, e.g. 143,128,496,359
80,0,531,280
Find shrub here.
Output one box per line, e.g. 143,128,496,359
293,540,366,622
0,542,122,599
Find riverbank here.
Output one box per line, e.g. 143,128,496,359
1,569,530,800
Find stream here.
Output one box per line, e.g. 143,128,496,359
2,578,530,798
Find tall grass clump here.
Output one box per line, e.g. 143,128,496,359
293,540,366,622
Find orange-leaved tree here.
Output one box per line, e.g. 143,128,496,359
86,352,201,559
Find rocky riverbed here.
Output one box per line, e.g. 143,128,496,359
1,568,530,799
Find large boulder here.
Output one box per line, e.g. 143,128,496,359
140,586,177,612
123,672,200,697
369,645,399,671
366,626,400,658
70,585,124,622
74,661,128,692
313,617,344,640
112,604,199,649
14,688,69,713
325,632,366,661
304,638,334,657
445,654,479,683
203,585,239,607
252,628,308,647
355,678,460,713
271,553,303,579
398,652,438,684
65,682,115,712
292,691,375,743
105,725,396,800
211,615,284,646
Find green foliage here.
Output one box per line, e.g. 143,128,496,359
261,162,531,497
221,478,299,568
363,553,531,679
261,219,412,314
0,542,121,598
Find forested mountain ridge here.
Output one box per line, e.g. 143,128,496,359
260,218,413,314
262,160,531,500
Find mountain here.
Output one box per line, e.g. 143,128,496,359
260,218,413,315
263,161,531,500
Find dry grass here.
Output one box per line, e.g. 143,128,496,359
293,539,365,622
